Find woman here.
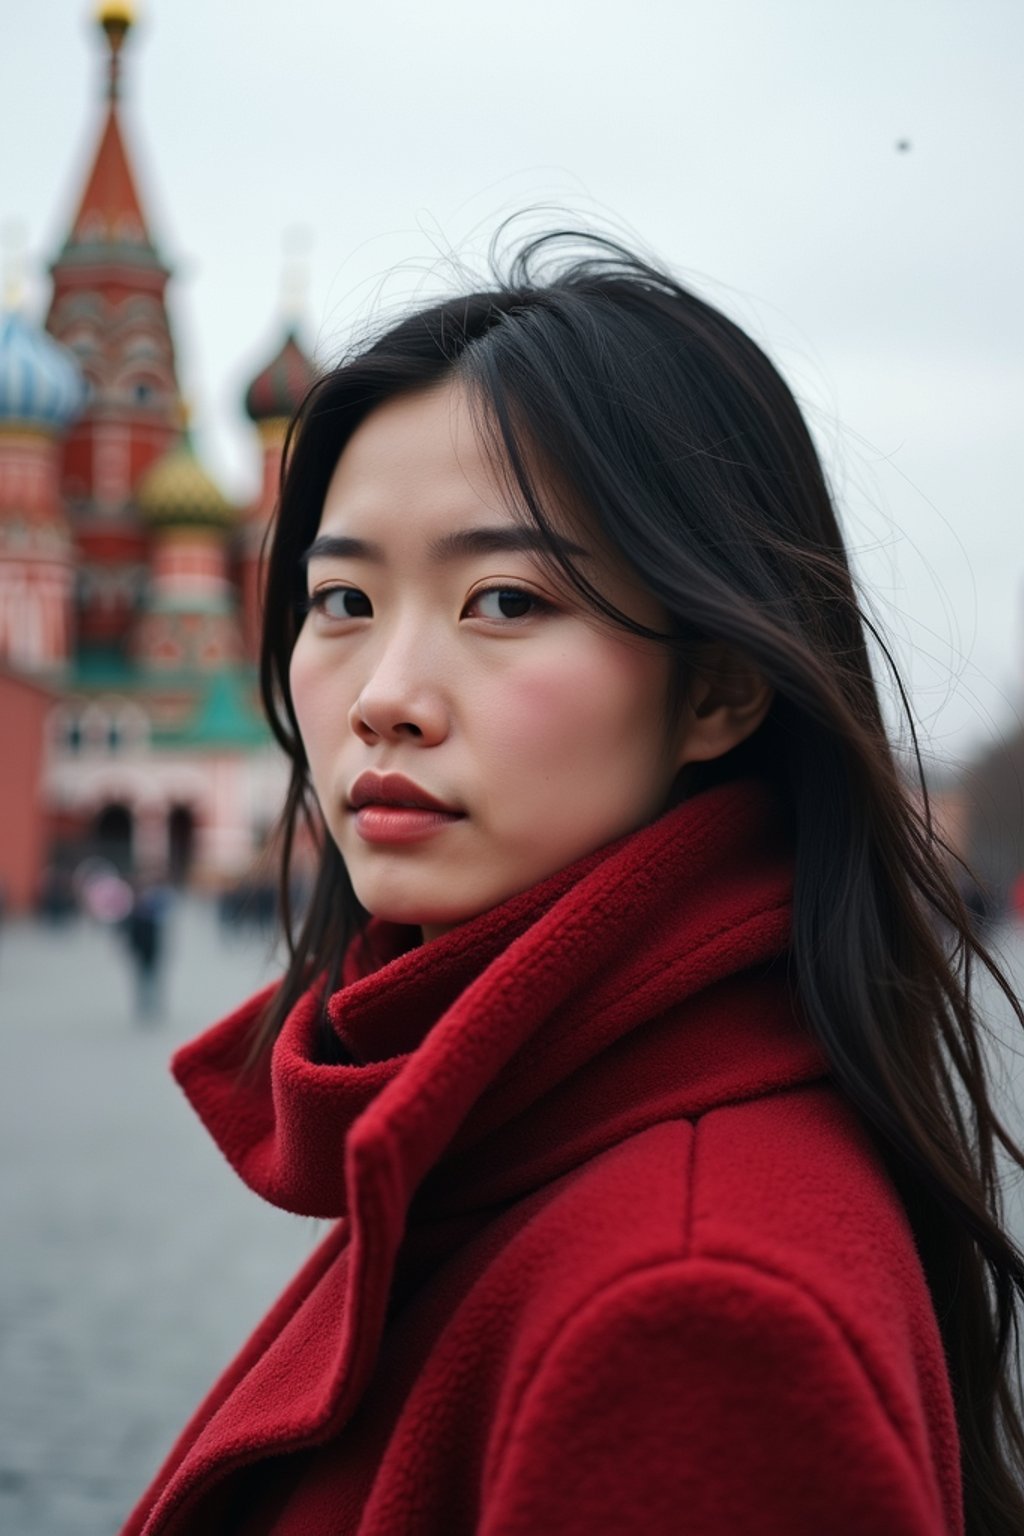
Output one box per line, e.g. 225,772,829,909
122,232,1024,1534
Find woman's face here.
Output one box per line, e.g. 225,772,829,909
288,380,695,940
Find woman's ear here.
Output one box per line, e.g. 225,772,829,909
676,645,774,766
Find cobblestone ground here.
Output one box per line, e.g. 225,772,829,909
1,903,1023,1536
0,901,322,1536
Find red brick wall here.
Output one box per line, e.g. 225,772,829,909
0,672,53,913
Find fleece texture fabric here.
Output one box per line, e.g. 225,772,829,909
120,779,963,1535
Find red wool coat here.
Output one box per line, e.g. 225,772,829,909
121,780,962,1535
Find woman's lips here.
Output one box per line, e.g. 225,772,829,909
349,770,462,815
352,805,465,846
347,771,466,845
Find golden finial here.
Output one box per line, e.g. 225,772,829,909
96,3,136,99
97,2,135,33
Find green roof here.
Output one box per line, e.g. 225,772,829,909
72,649,137,688
69,655,271,750
152,669,269,748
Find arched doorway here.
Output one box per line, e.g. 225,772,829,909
93,802,133,873
167,804,196,885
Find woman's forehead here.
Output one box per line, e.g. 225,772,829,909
316,379,597,556
319,382,512,533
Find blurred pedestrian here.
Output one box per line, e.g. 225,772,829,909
123,879,170,1021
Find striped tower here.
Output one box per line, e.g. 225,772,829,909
45,3,182,656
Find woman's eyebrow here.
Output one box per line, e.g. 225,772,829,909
301,526,590,568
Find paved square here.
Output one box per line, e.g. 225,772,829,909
2,902,1022,1534
0,902,319,1535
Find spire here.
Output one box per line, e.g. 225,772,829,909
243,230,317,424
98,2,135,102
62,3,154,256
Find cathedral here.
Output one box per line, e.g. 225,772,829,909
0,3,315,912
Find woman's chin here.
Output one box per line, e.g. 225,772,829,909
357,892,481,938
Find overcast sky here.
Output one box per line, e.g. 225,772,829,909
3,0,1022,764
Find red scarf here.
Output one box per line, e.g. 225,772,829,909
173,777,820,1228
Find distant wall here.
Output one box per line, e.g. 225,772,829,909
0,671,53,913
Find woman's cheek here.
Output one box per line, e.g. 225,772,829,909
288,640,346,767
490,636,655,751
478,657,592,760
288,642,318,743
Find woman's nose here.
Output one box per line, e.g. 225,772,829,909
348,635,450,747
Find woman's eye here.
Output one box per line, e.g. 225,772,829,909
308,586,372,620
467,586,547,622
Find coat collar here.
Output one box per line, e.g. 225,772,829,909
173,777,818,1223
147,779,827,1534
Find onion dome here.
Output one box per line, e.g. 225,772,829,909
0,309,84,432
136,430,234,527
244,328,315,423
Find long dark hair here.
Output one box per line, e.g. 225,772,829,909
255,230,1024,1530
